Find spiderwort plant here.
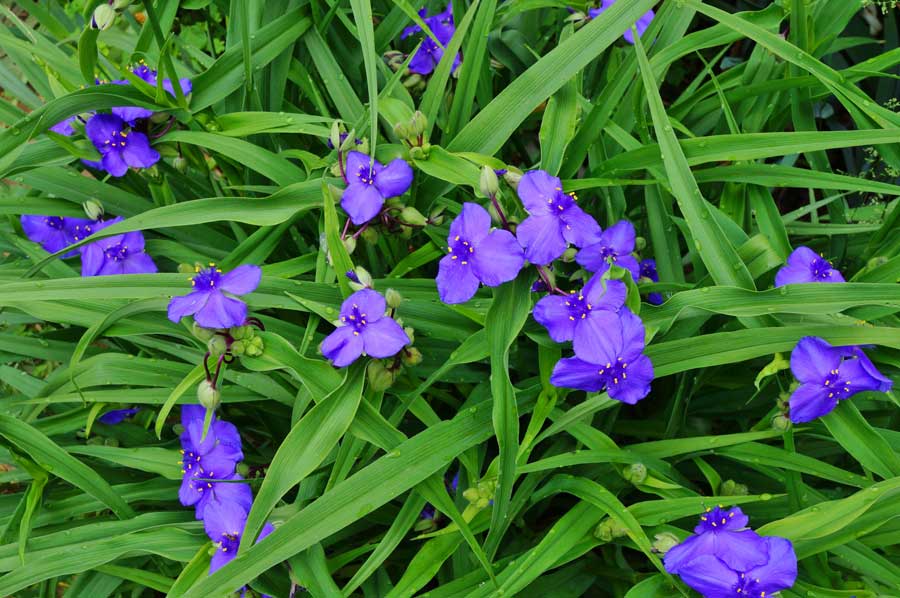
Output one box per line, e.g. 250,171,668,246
515,170,601,265
340,151,414,225
775,246,845,287
787,336,892,423
436,203,525,304
321,289,411,367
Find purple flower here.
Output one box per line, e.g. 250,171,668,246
405,3,460,76
84,113,160,177
576,220,641,280
168,264,262,330
321,289,410,367
774,246,844,287
80,218,157,276
514,170,601,265
673,537,797,598
341,151,413,225
49,116,77,136
788,337,893,423
20,215,97,256
533,277,626,354
588,0,655,44
639,258,663,305
550,308,653,404
98,407,139,425
203,499,274,574
436,203,525,304
664,506,770,573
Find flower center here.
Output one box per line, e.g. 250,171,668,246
598,357,627,387
179,450,203,475
187,470,215,494
697,505,739,533
44,217,65,229
192,265,223,289
447,235,474,266
71,222,95,242
103,129,130,149
809,257,833,280
340,303,370,335
547,189,576,213
216,532,241,554
564,291,592,322
736,573,769,597
356,165,376,186
823,368,851,400
104,242,130,262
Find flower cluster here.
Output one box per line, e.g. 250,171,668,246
775,246,844,286
664,506,798,597
21,213,157,276
321,289,411,367
49,64,191,177
402,3,460,76
179,405,274,582
787,336,892,423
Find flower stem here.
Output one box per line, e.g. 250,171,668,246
490,193,510,230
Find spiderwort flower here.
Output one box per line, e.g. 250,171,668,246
203,499,275,574
533,277,626,354
20,215,96,256
588,0,655,44
515,170,601,265
774,246,844,287
321,289,410,367
49,116,77,136
84,113,160,177
405,3,460,76
341,151,414,225
168,264,262,330
638,258,664,305
550,308,654,404
97,407,140,425
80,220,157,276
576,220,641,280
787,336,893,423
436,203,525,304
663,506,770,573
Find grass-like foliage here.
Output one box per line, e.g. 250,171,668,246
1,1,899,597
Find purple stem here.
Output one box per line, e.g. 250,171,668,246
490,193,510,230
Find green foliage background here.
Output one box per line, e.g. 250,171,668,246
0,0,899,596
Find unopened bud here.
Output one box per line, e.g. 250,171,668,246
82,199,104,221
329,121,343,151
479,166,499,198
207,334,229,356
191,321,215,341
112,0,132,8
399,206,427,227
356,137,370,155
561,247,578,262
635,236,647,252
178,262,196,275
502,170,522,190
352,266,373,289
594,517,628,542
652,532,680,554
393,122,411,140
367,361,395,392
622,462,648,485
245,336,264,357
385,288,403,309
403,327,415,345
383,50,405,71
719,479,749,496
172,155,187,173
196,380,221,411
410,111,427,137
867,255,889,269
342,236,357,255
229,325,253,340
403,73,423,89
402,347,423,367
91,4,116,30
360,226,379,244
772,414,791,431
340,129,358,152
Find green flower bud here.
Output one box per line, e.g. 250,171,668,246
479,166,500,198
82,199,104,221
393,122,411,140
561,247,578,262
383,50,406,71
197,381,221,411
414,518,436,532
360,226,379,244
230,340,246,356
245,336,264,357
172,155,188,173
356,137,370,155
103,437,120,447
191,321,216,341
403,327,415,346
410,111,427,137
772,414,791,431
340,129,358,152
403,73,423,89
207,334,229,356
90,4,116,30
408,145,426,161
385,288,403,309
367,361,395,392
719,479,750,496
236,462,250,477
652,532,680,554
402,347,423,367
229,325,253,340
635,236,647,252
343,236,357,255
622,462,648,485
112,0,132,9
502,170,522,190
330,121,343,151
353,266,373,289
593,517,628,542
399,206,428,227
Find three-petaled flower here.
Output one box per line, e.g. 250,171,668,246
202,497,274,573
404,3,460,75
576,219,641,280
20,215,99,257
341,151,414,225
788,336,892,423
436,203,524,304
775,246,844,287
168,264,262,330
515,170,601,265
533,277,626,355
79,218,157,276
321,289,411,367
84,113,160,177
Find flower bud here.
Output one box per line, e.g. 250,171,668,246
245,336,264,357
229,325,253,340
340,129,358,152
401,347,423,367
342,236,357,255
90,4,116,30
196,380,221,411
383,50,405,71
719,479,749,496
230,340,246,356
236,462,250,477
652,532,680,554
399,206,428,227
172,155,188,173
403,326,415,345
561,247,578,262
502,170,522,190
403,73,423,89
207,334,229,356
356,137,370,155
772,414,791,431
593,517,628,542
622,462,648,485
410,111,427,137
479,166,500,198
329,121,343,151
635,236,647,252
104,437,120,447
367,361,395,392
112,0,132,8
408,145,426,160
82,199,104,221
191,321,215,341
393,122,411,140
352,266,373,289
385,288,403,309
360,226,379,244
